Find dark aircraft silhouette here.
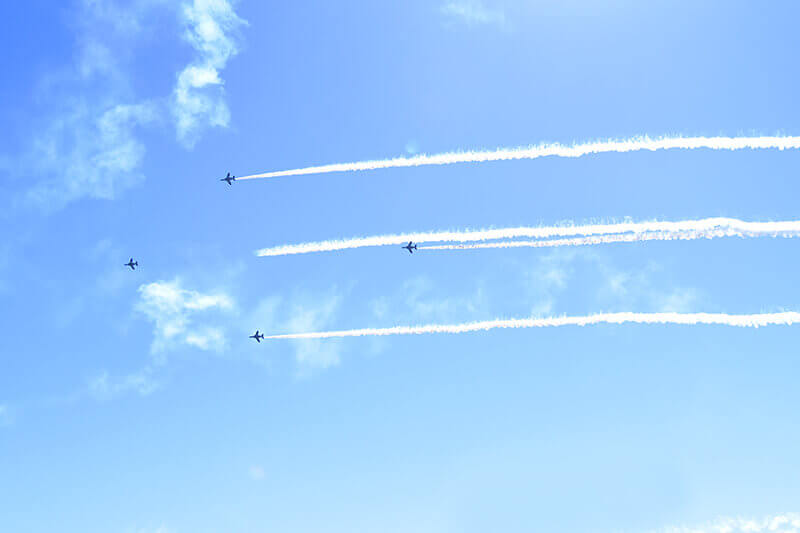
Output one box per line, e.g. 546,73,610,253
402,241,418,254
250,330,265,343
125,258,138,270
220,172,236,185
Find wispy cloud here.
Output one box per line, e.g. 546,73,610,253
8,0,247,211
368,276,487,356
0,404,12,427
14,0,164,211
88,369,160,399
125,525,174,533
441,0,505,26
251,289,344,374
89,277,235,399
653,513,800,533
48,237,143,333
249,465,265,480
173,0,247,147
383,276,487,323
80,0,171,37
136,279,234,356
26,102,157,210
521,249,701,317
286,293,342,372
596,259,701,313
525,249,577,316
0,241,13,294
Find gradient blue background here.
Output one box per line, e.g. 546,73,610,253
1,1,800,532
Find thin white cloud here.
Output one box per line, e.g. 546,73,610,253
655,287,701,312
441,0,505,26
136,279,234,356
284,291,343,372
596,259,701,313
366,277,487,357
125,525,174,533
521,249,702,316
0,241,12,294
81,0,171,37
26,102,157,210
10,0,246,211
77,40,117,79
249,465,265,480
89,369,160,399
0,404,12,427
654,514,800,533
173,0,246,147
15,0,164,211
526,249,578,316
251,289,344,374
400,276,486,322
89,278,234,399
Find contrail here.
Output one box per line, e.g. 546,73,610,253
239,135,800,181
256,218,800,257
265,311,800,340
422,227,800,251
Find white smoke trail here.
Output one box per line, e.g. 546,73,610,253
265,311,800,339
422,227,800,251
239,135,800,181
256,218,800,257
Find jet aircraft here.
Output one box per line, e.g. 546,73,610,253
402,241,418,254
250,330,265,343
125,258,138,270
220,172,236,185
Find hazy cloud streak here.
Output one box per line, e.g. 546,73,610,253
655,513,800,533
441,1,505,26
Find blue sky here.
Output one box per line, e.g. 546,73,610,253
2,1,800,532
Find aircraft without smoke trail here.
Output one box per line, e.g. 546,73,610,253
250,330,265,343
402,242,418,254
220,172,236,185
125,258,138,270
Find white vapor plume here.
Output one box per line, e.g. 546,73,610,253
423,226,800,251
265,312,800,340
239,135,800,181
256,218,800,257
